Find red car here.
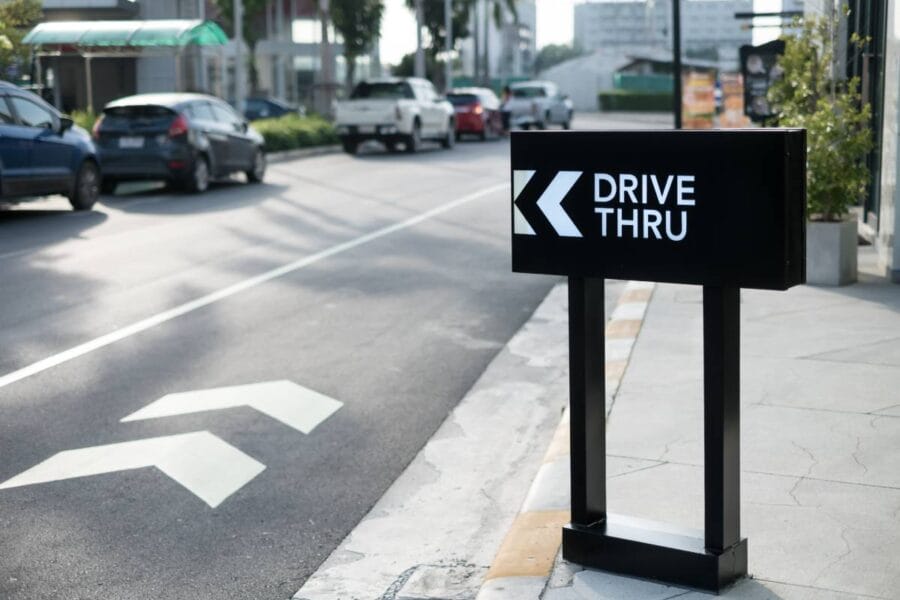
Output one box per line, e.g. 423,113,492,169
447,87,503,141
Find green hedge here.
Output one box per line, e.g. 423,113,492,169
71,109,98,132
598,90,673,112
252,114,338,152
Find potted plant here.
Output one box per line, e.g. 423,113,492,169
768,13,873,285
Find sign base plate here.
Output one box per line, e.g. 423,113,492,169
562,514,748,592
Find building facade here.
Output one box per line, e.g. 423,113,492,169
573,0,753,67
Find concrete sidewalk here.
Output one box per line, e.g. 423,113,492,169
541,247,900,600
293,246,899,599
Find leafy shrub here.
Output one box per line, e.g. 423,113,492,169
71,109,97,133
252,114,339,152
768,15,873,221
598,90,673,112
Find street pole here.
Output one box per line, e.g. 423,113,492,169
318,0,335,117
234,0,245,109
672,0,682,129
415,0,425,78
444,0,453,91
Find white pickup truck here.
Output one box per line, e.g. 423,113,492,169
335,78,456,154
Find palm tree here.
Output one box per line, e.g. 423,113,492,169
478,0,518,85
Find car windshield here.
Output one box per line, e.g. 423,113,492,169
512,86,546,98
446,94,479,106
351,82,414,100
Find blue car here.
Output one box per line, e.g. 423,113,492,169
0,81,101,211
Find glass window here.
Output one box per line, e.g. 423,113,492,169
9,96,55,128
190,102,215,121
211,103,242,129
351,81,415,100
212,104,239,125
0,97,14,124
511,86,547,99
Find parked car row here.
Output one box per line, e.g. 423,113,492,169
0,77,573,212
334,78,574,154
0,80,267,211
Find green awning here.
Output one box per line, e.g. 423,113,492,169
23,19,228,48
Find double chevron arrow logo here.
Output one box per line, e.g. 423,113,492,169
513,170,583,238
0,381,342,507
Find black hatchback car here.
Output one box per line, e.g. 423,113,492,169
94,93,266,194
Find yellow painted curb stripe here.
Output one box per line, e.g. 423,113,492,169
484,510,571,580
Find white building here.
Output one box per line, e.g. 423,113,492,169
573,0,753,67
458,0,536,82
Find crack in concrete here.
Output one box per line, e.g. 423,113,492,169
797,334,900,362
660,592,691,600
787,441,819,506
812,526,854,586
851,436,869,475
609,460,667,480
753,576,889,599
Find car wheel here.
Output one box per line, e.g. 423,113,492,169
69,160,99,211
100,179,117,195
385,141,399,153
186,154,210,194
406,121,421,153
246,149,266,183
342,139,358,155
441,121,455,149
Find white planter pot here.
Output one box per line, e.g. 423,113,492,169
806,220,858,286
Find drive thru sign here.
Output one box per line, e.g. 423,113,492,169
511,129,806,592
512,130,806,290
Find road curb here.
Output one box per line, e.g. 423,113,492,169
475,280,655,600
266,145,341,163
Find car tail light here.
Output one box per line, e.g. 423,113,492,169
168,113,189,138
91,115,104,140
472,103,484,115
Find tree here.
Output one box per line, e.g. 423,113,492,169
533,43,583,74
768,14,873,221
331,0,384,95
405,0,473,58
212,0,268,93
0,0,42,82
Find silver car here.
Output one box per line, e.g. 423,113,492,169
504,81,574,130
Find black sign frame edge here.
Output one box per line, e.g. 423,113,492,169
510,128,807,291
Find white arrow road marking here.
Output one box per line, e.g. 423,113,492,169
512,170,536,236
536,171,583,237
0,432,265,508
121,380,342,434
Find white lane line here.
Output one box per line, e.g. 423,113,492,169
0,182,508,390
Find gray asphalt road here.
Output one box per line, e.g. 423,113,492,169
0,137,558,600
0,114,665,599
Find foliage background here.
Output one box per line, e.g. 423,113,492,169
768,14,873,221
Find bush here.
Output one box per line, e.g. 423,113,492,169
598,90,673,112
767,15,873,221
71,109,97,132
252,114,338,152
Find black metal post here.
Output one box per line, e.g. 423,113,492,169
568,276,606,526
703,285,741,552
673,0,682,129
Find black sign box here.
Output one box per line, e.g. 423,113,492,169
511,129,806,290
